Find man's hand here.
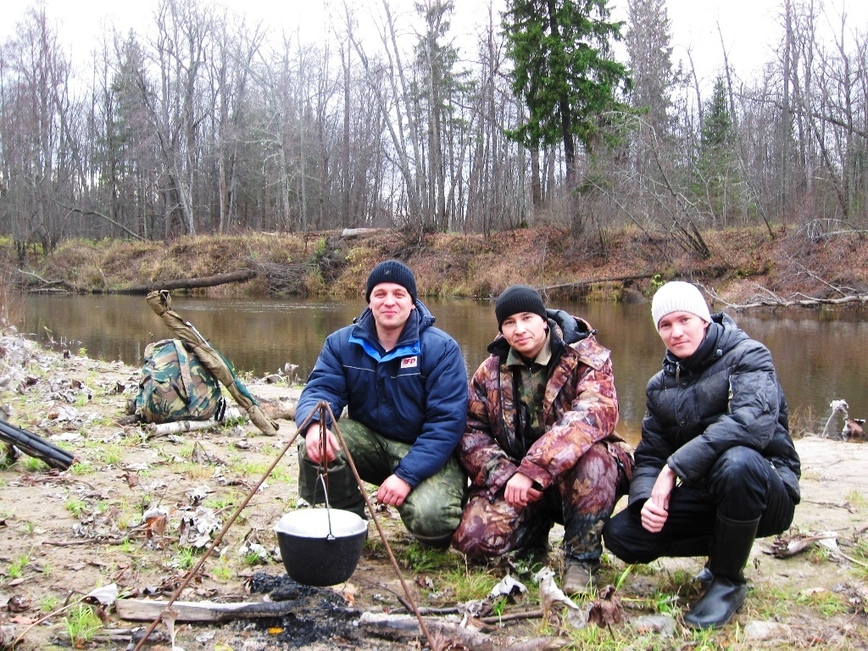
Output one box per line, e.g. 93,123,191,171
304,423,340,463
376,474,412,507
504,472,543,508
640,465,677,533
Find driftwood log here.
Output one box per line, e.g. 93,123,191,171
17,268,258,294
706,286,868,311
537,274,654,293
114,269,257,294
115,599,305,622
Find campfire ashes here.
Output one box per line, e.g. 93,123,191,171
243,572,363,648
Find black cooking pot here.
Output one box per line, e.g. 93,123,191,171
274,509,368,586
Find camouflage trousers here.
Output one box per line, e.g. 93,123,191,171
298,419,467,545
452,441,631,564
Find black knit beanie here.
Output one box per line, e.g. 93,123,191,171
365,260,418,303
495,285,547,330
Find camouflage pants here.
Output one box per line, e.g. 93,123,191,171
298,419,466,544
452,441,630,564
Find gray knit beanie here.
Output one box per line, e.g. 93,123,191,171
495,285,548,330
651,281,712,327
365,260,417,302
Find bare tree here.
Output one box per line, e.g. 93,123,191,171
0,7,77,255
210,14,265,233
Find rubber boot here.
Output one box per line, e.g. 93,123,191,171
693,563,713,590
684,514,760,629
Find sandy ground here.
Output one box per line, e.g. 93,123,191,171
0,331,867,650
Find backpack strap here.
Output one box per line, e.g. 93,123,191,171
171,339,195,403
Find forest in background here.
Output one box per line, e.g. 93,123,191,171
1,0,866,261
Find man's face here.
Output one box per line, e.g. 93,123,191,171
501,312,547,359
369,282,415,331
657,311,709,358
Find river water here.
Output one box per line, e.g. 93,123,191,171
21,294,868,440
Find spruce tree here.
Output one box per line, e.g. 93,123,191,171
503,0,631,234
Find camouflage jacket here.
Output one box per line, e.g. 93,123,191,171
458,311,620,496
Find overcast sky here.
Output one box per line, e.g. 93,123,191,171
4,0,867,88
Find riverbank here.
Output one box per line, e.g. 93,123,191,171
0,331,867,650
12,224,868,308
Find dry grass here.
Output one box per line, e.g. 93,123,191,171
11,225,868,306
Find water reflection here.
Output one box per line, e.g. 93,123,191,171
22,294,868,442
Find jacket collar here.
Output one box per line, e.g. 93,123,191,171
350,300,433,360
661,313,742,376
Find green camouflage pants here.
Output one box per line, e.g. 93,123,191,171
298,419,466,544
452,440,632,563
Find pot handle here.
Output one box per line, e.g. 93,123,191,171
316,472,337,542
315,407,336,541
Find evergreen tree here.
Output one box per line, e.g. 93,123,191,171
697,76,739,224
503,0,631,234
625,0,676,137
701,77,733,150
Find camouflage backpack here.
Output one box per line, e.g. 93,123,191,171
134,339,226,424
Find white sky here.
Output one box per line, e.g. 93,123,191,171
3,0,867,88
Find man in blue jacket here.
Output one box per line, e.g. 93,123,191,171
295,260,468,546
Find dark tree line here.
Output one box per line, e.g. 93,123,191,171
1,0,865,258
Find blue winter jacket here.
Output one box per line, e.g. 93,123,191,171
295,301,468,488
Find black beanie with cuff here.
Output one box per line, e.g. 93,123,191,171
495,285,547,330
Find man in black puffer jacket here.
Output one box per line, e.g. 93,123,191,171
603,281,800,629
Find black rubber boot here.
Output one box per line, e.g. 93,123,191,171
693,563,713,590
683,514,760,629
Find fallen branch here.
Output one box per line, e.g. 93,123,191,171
147,407,248,438
537,274,654,293
359,612,569,651
42,536,129,547
359,612,494,651
802,499,858,514
480,609,543,624
115,598,310,622
146,398,295,438
113,269,257,295
706,286,868,311
70,628,170,646
15,269,82,293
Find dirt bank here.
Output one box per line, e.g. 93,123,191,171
16,225,868,308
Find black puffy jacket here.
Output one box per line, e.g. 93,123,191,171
628,313,801,511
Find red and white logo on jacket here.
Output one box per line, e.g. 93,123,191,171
401,356,418,368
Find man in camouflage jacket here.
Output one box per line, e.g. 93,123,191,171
452,285,632,593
